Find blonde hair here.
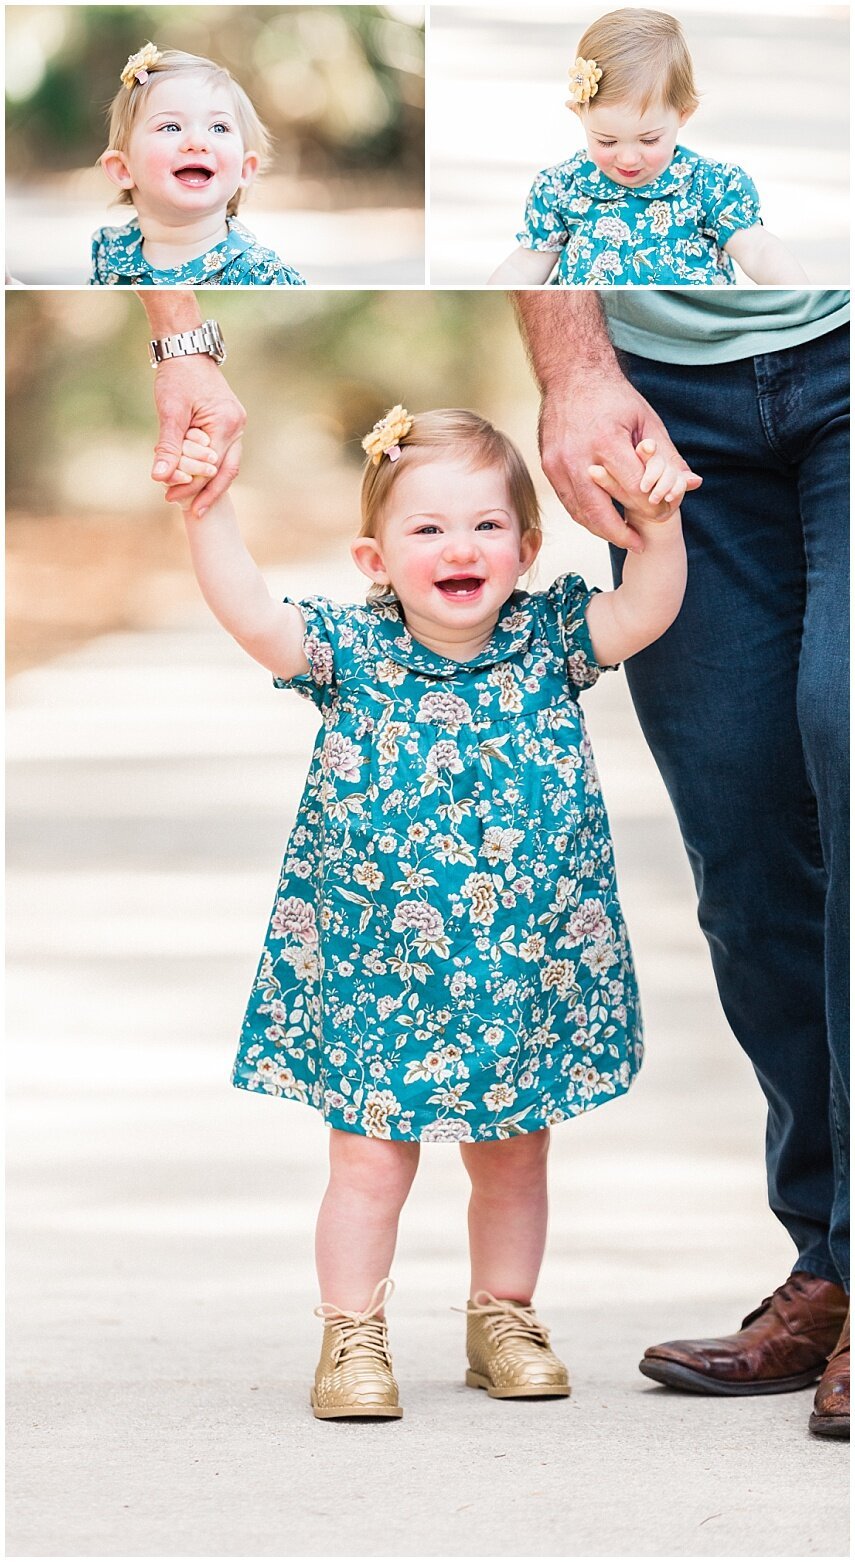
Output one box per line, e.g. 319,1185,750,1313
574,8,699,117
104,49,271,216
359,408,542,601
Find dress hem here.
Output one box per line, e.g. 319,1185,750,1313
230,1067,639,1142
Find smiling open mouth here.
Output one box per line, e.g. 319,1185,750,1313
173,166,215,186
435,577,484,598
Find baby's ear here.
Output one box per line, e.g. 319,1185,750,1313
678,106,696,127
239,150,260,189
350,535,389,587
519,529,542,573
100,148,135,191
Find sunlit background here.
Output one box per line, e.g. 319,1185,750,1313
5,4,425,283
7,289,523,671
429,1,849,284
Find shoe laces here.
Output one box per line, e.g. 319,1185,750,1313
315,1277,394,1367
463,1290,552,1350
741,1273,824,1331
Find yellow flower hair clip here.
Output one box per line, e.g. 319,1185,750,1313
566,56,602,107
362,405,413,465
121,42,163,90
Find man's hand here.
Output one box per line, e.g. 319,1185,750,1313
538,373,701,552
513,292,701,553
152,354,246,516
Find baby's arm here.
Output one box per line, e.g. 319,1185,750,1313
488,248,559,285
584,440,688,666
169,431,309,680
724,225,808,284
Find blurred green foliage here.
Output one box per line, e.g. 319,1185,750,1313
5,290,531,514
6,5,424,183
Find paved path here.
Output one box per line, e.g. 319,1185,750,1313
429,5,849,285
6,544,848,1557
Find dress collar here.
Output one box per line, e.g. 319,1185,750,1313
571,145,698,201
102,216,254,280
368,593,536,677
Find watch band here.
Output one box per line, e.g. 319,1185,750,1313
148,319,226,368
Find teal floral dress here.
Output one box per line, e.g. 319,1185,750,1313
233,576,643,1142
516,145,760,285
89,216,306,286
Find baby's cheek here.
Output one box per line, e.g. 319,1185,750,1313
646,143,676,177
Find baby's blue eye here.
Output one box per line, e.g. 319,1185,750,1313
159,121,181,132
475,520,500,530
415,524,440,535
211,122,231,134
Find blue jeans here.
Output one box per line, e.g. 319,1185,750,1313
611,325,849,1289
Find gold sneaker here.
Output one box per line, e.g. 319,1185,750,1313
464,1291,570,1399
311,1277,403,1420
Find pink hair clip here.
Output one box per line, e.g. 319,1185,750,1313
134,68,150,84
386,445,402,462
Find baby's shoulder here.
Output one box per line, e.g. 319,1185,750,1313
225,219,306,286
531,149,588,191
91,219,141,251
678,146,755,188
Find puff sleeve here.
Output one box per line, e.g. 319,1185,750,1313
515,166,572,252
535,572,616,690
699,162,762,246
272,596,353,711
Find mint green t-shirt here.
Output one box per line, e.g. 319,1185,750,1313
602,290,849,365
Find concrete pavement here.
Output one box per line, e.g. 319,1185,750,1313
6,542,849,1557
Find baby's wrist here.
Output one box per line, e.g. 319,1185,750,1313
626,508,683,539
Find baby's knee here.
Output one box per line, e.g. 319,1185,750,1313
463,1128,550,1194
328,1128,419,1207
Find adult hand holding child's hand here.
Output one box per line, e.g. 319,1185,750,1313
152,355,245,517
168,428,221,510
538,377,701,551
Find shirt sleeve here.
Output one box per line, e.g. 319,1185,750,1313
699,162,762,245
538,572,615,690
515,167,570,252
273,262,307,287
237,249,307,286
272,595,355,711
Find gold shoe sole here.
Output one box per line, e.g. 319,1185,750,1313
311,1390,403,1420
465,1368,570,1399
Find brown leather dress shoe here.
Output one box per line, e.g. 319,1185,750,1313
809,1312,850,1439
639,1272,849,1396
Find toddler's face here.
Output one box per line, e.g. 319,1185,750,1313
104,72,257,223
580,100,691,187
352,457,540,649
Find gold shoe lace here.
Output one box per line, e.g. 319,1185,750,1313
463,1290,553,1349
314,1277,395,1367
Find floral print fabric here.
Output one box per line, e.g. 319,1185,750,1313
516,145,761,285
89,216,306,286
233,576,643,1141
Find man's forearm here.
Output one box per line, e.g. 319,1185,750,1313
511,292,623,393
135,288,203,335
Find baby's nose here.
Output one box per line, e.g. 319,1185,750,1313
181,125,211,151
444,534,479,560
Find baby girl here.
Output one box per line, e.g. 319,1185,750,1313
489,7,808,286
92,43,306,287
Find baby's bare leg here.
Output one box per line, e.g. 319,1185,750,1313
315,1129,420,1309
459,1129,550,1300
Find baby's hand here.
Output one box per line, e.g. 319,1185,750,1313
169,428,220,508
589,439,700,525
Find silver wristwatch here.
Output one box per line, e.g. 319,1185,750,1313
148,319,226,368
